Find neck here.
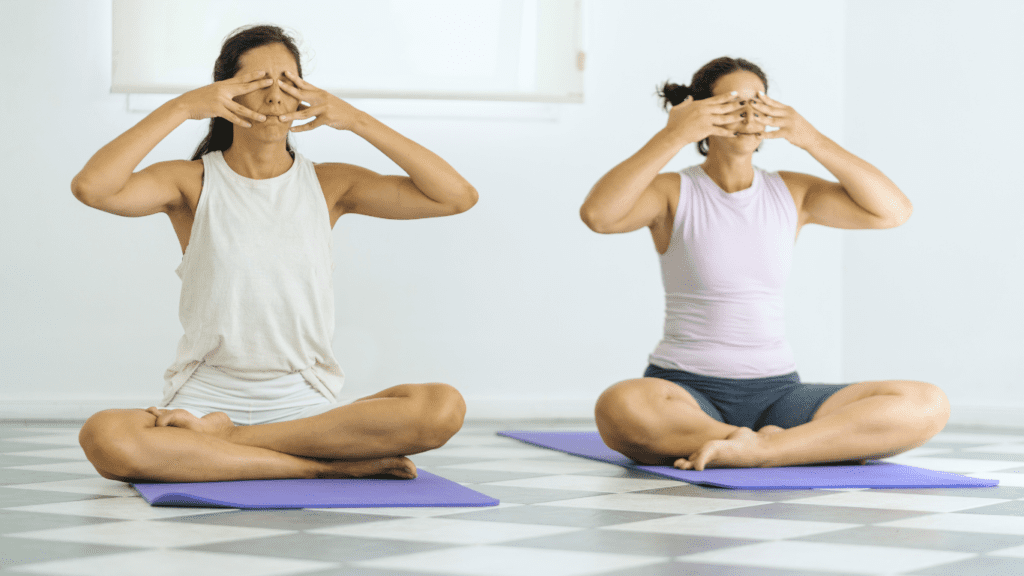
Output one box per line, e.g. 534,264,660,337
701,147,754,193
222,133,294,180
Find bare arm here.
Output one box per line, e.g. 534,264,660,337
71,71,273,216
753,92,911,229
277,71,477,218
580,92,743,234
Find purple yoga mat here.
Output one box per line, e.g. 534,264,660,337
499,431,999,490
132,470,499,509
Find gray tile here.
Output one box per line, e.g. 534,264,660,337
0,468,94,486
0,487,114,507
0,535,135,568
444,504,673,528
601,562,843,576
163,508,395,530
186,532,456,562
573,468,676,480
291,568,429,576
918,441,989,449
0,441,63,453
908,555,1024,575
0,509,120,535
0,455,63,467
505,528,757,556
407,455,486,467
467,485,606,505
874,486,1024,499
955,500,1024,515
636,484,825,501
705,502,929,524
422,468,551,484
795,525,1024,553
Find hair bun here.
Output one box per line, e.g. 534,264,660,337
659,82,693,110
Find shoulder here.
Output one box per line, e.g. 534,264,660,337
775,170,817,205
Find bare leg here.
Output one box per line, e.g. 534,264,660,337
680,380,950,470
595,378,739,465
79,409,417,483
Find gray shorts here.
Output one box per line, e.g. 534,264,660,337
644,364,850,430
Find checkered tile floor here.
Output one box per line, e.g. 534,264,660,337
4,421,1024,575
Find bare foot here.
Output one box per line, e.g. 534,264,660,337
314,456,418,480
145,407,235,441
674,427,769,471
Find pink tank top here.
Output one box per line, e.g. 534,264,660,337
648,165,798,378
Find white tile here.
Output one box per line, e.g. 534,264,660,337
7,447,90,460
440,458,621,475
881,513,1024,535
884,456,1021,473
4,477,138,497
9,461,102,475
8,549,334,576
539,493,766,515
6,519,291,548
355,544,664,576
604,514,856,540
310,517,578,545
932,432,1024,444
788,490,1007,512
6,496,231,520
967,472,1024,487
6,433,82,446
312,502,522,518
964,443,1024,454
677,541,973,574
427,446,559,459
483,474,679,493
990,544,1024,558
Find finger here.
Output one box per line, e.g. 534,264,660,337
285,69,313,89
229,102,266,123
708,127,738,138
692,450,712,471
713,111,745,124
235,77,274,96
276,79,304,99
281,104,324,123
232,70,268,83
290,116,327,133
222,106,254,128
749,100,783,117
707,91,742,104
673,458,693,470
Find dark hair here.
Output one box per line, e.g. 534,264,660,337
190,25,303,161
658,57,769,156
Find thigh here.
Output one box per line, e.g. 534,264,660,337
79,409,159,480
640,367,726,423
761,383,852,429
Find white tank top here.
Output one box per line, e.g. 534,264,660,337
648,165,798,378
161,150,345,406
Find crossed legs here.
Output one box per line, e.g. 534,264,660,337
78,383,466,483
595,377,949,470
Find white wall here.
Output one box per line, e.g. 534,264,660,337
843,0,1024,425
0,0,846,419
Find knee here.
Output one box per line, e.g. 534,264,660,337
410,383,465,450
79,409,150,479
892,381,949,439
594,380,661,455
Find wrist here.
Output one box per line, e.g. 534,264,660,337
657,126,694,150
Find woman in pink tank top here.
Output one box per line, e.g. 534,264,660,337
581,57,949,471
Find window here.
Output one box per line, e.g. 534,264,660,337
112,0,584,103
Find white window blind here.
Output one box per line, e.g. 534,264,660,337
112,0,584,103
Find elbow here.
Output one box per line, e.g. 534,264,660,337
70,174,96,206
452,185,479,214
579,205,612,234
885,199,913,229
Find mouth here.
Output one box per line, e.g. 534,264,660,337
735,132,762,137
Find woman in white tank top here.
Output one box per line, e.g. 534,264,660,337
72,25,477,483
581,57,949,471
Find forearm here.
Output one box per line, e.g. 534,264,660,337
581,128,690,227
72,99,189,199
348,111,476,209
803,132,912,224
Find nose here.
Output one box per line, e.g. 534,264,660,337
739,99,762,128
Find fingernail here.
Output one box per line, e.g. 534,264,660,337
280,115,287,121
731,91,738,96
244,123,252,128
758,91,765,95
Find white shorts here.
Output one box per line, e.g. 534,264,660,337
160,362,341,426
